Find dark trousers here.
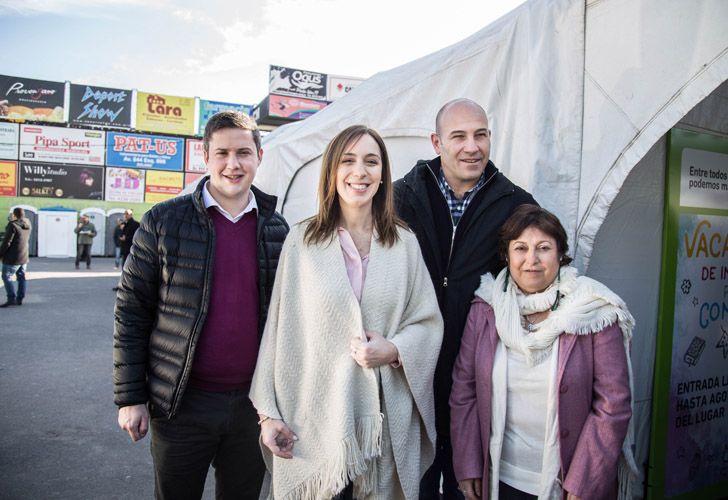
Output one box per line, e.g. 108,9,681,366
499,481,537,500
419,437,464,500
150,387,265,500
75,244,92,267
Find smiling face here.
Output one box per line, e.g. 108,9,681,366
335,133,382,212
431,101,491,196
204,127,262,213
507,226,561,294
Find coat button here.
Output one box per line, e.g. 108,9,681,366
561,429,570,439
560,384,568,394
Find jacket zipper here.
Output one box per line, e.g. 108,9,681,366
425,166,498,288
170,199,215,417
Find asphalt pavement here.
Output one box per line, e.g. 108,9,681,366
0,257,214,499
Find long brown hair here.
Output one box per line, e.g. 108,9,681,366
304,125,403,247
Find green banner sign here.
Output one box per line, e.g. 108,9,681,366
648,128,728,499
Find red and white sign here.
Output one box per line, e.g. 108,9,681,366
326,75,365,101
20,125,105,165
185,139,207,173
184,172,204,189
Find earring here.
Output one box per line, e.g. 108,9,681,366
502,268,510,292
380,180,383,184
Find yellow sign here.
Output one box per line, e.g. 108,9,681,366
145,170,183,203
136,92,195,135
0,160,17,196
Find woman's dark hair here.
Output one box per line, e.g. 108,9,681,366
498,204,573,266
304,125,403,247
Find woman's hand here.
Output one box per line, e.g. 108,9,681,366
350,331,399,368
260,418,297,459
566,494,581,500
458,478,482,499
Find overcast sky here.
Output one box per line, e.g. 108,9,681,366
0,0,525,106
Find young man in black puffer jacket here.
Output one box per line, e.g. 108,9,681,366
113,111,288,500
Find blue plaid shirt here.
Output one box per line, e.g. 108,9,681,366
437,168,487,226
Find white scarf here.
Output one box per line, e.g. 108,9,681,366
476,266,639,500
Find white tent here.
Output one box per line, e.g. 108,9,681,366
256,0,727,269
253,0,728,495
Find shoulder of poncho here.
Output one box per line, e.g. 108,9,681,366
396,226,420,252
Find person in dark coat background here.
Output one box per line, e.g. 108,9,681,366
113,218,124,270
119,209,139,268
1,207,31,307
394,98,537,499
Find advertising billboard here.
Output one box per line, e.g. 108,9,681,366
268,94,327,120
106,131,184,171
145,170,183,203
326,75,364,101
0,122,19,160
105,167,145,203
136,91,195,135
0,160,17,196
185,139,207,173
18,162,104,200
20,125,105,165
0,75,65,123
269,65,327,101
69,84,132,128
198,100,253,136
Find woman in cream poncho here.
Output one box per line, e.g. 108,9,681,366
250,125,443,499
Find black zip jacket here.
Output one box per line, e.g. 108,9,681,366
394,157,537,439
113,180,289,418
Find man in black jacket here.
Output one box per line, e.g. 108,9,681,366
0,207,31,307
394,99,537,499
112,209,140,291
118,209,139,266
113,111,288,499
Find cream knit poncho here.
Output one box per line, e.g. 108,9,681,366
250,223,443,499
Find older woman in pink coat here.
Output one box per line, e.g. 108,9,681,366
450,205,637,500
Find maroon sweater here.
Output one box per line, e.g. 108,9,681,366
188,208,259,391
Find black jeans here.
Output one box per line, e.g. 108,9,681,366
419,437,464,499
75,244,92,267
150,387,264,500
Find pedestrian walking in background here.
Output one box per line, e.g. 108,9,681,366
1,207,31,307
118,209,139,268
112,209,139,291
113,218,124,270
74,214,96,270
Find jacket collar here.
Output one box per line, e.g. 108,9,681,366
404,156,500,193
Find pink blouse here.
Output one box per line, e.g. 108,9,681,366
337,227,369,302
338,228,401,368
